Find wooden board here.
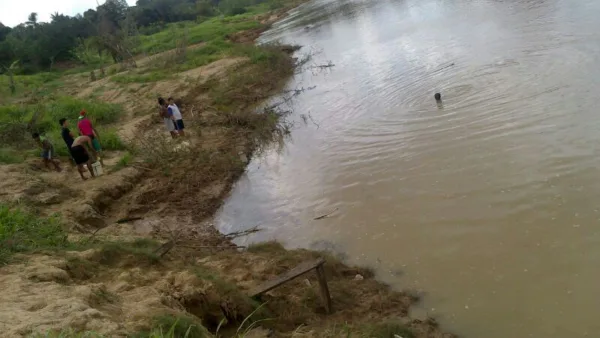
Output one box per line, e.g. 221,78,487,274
249,258,326,297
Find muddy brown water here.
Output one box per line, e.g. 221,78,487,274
216,0,600,336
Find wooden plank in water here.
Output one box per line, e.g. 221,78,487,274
249,258,325,297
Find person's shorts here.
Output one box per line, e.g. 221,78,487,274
91,138,102,151
71,145,89,165
41,147,54,160
164,118,175,132
175,119,185,130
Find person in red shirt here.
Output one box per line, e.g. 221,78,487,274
77,110,104,165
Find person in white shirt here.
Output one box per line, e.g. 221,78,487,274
168,97,185,137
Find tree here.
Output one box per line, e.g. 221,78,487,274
0,23,11,41
26,13,38,27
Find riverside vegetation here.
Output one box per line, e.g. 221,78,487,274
0,0,455,337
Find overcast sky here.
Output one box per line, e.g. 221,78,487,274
0,0,137,27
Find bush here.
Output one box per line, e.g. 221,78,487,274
0,205,68,264
98,129,126,151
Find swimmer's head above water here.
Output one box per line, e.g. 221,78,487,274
434,92,442,101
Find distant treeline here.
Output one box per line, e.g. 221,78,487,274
0,0,282,74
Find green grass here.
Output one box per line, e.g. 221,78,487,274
111,70,174,84
137,16,262,56
0,72,64,101
247,241,285,253
113,151,132,171
97,129,126,151
0,205,69,264
0,148,25,164
30,317,209,338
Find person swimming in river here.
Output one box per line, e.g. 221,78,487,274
434,92,443,109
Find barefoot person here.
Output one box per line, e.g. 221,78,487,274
158,97,177,138
32,133,61,172
71,135,97,180
168,97,185,137
77,110,104,165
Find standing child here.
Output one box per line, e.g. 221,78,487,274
168,97,185,137
32,133,61,172
158,97,177,138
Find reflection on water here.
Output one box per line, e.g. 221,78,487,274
216,0,600,336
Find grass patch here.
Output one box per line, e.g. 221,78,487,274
111,71,174,84
0,205,69,265
113,151,133,171
247,241,285,254
0,72,62,101
0,97,122,150
136,315,211,338
137,16,262,56
0,97,124,160
0,148,25,164
98,129,126,151
31,316,210,338
93,240,161,267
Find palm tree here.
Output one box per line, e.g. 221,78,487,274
26,13,38,27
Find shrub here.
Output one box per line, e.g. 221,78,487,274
98,129,126,151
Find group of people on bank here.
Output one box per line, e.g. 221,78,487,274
32,97,186,181
32,110,103,180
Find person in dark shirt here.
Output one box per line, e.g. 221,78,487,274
59,118,75,163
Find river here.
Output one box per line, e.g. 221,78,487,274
216,0,600,336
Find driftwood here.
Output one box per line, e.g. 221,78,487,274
314,208,338,220
153,240,175,257
83,227,103,243
177,244,246,250
224,225,262,239
116,217,143,224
